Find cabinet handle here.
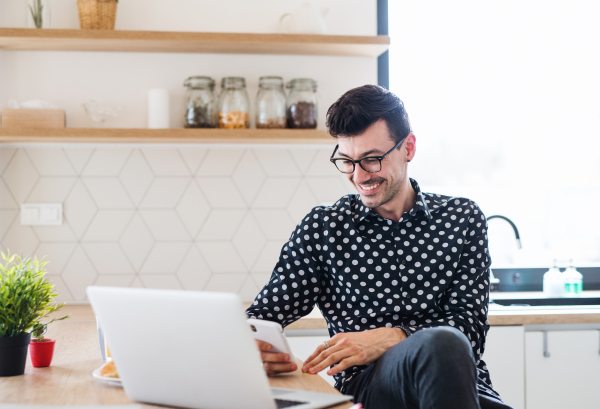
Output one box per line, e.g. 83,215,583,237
543,331,550,358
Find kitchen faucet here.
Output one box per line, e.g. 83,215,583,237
487,215,521,249
487,215,522,292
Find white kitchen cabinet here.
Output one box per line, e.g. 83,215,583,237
525,330,600,409
292,327,529,400
482,326,525,409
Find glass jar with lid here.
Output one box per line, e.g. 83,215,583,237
183,76,218,128
218,77,250,129
286,78,318,129
256,76,287,129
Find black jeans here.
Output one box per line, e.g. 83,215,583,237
345,327,514,409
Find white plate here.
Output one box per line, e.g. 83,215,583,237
92,367,122,386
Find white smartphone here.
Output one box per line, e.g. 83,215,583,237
247,319,293,357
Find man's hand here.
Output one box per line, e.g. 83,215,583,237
256,340,297,376
302,328,407,376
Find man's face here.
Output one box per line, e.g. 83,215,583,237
335,119,413,209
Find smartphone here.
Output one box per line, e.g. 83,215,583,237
247,319,293,357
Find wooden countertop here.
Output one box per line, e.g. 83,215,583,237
281,293,600,329
51,298,600,333
281,306,600,329
1,306,351,409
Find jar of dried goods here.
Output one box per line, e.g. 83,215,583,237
256,76,287,129
218,77,250,129
286,78,318,129
184,76,218,128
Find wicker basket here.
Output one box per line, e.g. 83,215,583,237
77,0,118,30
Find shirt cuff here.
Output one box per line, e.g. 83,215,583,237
396,324,412,338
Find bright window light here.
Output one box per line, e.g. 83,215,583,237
389,1,600,266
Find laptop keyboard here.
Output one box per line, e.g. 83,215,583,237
275,398,309,408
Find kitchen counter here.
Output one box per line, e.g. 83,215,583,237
4,306,351,408
490,290,600,299
283,291,600,330
54,297,600,332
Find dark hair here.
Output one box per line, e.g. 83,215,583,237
326,85,412,144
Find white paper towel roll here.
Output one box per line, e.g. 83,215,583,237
148,88,170,129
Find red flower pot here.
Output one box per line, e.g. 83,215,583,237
29,339,55,367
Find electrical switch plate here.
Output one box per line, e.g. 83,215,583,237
21,203,63,226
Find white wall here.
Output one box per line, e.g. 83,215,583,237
0,0,376,303
0,52,375,129
1,0,376,35
390,0,600,267
0,0,377,129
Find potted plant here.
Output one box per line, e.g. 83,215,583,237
77,0,119,30
0,251,69,376
29,316,69,368
29,0,45,28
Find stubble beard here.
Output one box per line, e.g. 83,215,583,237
359,173,404,210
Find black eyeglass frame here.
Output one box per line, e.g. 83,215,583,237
329,137,406,174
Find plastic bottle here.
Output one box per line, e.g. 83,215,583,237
563,260,583,297
542,261,564,298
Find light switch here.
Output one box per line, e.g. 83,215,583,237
24,207,39,222
21,203,63,226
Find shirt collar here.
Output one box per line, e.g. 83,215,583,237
409,178,433,220
348,178,432,226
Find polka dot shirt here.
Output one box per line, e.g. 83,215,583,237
247,178,500,400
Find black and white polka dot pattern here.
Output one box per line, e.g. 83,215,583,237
247,178,500,400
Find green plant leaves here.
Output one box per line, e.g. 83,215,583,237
28,0,44,29
0,250,69,338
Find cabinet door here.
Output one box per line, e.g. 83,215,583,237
483,326,525,409
525,330,600,409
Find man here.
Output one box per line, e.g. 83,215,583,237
247,85,512,409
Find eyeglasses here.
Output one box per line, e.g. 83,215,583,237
329,137,405,174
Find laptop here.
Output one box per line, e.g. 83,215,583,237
86,286,353,409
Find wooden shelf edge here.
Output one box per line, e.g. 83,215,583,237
0,128,336,144
0,28,390,57
489,312,600,326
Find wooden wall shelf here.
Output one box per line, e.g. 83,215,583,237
0,127,335,144
0,28,390,57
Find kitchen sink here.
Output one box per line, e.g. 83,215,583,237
491,297,600,307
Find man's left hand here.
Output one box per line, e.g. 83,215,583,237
302,328,407,376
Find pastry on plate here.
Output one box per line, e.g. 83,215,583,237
99,360,119,378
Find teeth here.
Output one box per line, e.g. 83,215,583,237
362,183,380,191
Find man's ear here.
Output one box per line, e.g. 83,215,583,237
405,133,416,162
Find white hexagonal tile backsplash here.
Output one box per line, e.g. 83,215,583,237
25,149,77,176
119,150,155,206
64,181,98,239
0,180,18,209
232,151,267,206
139,177,190,209
0,146,353,303
82,149,131,176
26,177,77,203
3,149,39,203
142,149,191,176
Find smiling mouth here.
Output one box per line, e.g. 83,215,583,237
361,183,380,191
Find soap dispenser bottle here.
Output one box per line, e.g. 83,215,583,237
543,261,564,298
563,259,583,297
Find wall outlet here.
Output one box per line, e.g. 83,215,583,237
21,203,63,226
